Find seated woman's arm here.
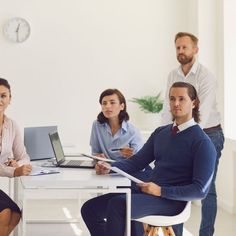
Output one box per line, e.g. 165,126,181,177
11,120,30,165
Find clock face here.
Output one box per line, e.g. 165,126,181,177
3,17,30,43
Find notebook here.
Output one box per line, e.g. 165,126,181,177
24,126,58,161
48,131,95,168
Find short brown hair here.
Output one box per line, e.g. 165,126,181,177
175,32,198,47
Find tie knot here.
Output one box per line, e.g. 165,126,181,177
172,126,179,135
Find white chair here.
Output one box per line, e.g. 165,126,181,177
133,201,191,236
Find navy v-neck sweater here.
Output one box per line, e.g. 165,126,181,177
112,124,216,201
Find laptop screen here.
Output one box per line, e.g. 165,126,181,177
24,126,57,161
48,131,65,164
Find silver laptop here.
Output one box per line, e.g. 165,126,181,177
24,126,57,161
48,130,95,168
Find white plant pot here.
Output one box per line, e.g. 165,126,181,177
142,113,161,131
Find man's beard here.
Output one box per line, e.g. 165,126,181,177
177,54,194,65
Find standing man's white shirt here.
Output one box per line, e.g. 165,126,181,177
161,60,221,129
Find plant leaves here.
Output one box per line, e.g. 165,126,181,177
130,93,163,113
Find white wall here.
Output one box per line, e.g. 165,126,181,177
0,0,189,152
224,0,236,140
218,0,236,213
217,140,236,213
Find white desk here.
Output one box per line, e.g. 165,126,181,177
15,167,131,236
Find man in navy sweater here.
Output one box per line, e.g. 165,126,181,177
81,82,216,236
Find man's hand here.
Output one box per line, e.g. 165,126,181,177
14,164,32,177
138,182,161,197
120,147,134,158
95,161,111,175
95,153,107,158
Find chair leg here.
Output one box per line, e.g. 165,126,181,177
143,225,160,236
143,224,152,236
161,226,176,236
143,223,148,232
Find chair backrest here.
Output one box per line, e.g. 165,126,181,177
133,201,191,227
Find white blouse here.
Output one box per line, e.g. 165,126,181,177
0,116,30,177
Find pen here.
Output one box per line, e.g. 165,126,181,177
40,171,60,175
111,148,123,151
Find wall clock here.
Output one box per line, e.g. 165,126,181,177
3,17,30,43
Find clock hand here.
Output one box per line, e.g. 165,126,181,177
15,23,20,42
15,23,20,33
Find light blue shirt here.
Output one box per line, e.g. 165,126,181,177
90,120,143,161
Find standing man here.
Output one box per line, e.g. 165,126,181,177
162,32,224,236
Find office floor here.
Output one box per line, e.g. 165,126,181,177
185,203,236,235
17,199,236,236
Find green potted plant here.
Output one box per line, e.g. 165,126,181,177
130,92,163,130
130,92,163,113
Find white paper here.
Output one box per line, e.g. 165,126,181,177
110,166,144,183
81,153,116,163
30,166,60,176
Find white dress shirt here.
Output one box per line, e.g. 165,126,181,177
173,118,197,133
161,60,221,129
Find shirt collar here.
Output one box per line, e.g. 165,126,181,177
121,121,128,133
173,118,196,132
190,60,199,74
177,60,199,77
2,115,10,129
104,120,128,133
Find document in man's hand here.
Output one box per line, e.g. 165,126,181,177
81,153,116,163
110,166,144,184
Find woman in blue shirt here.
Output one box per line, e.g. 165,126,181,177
90,88,143,161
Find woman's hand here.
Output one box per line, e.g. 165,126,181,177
5,159,19,167
95,161,111,175
137,182,161,197
14,164,32,177
120,147,134,158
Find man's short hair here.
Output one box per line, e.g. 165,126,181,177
175,32,198,46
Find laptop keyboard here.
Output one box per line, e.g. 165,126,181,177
66,160,81,166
